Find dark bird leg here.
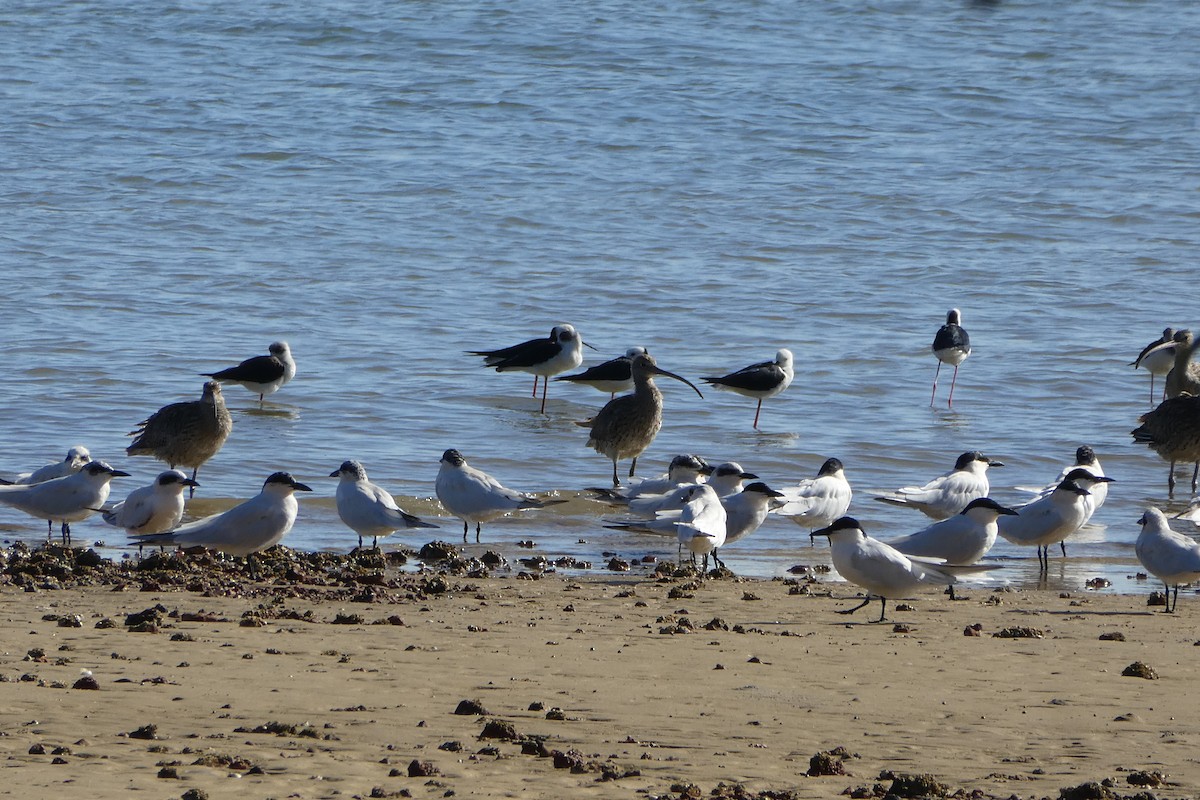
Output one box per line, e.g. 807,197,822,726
531,375,539,398
189,467,199,498
837,596,872,616
45,520,53,539
61,522,71,547
1168,459,1177,498
628,456,638,479
475,522,482,543
948,584,957,601
1149,375,1155,406
373,536,380,551
461,520,469,542
1192,462,1199,494
877,597,887,623
752,399,763,430
1060,540,1068,557
930,362,942,406
611,460,620,488
539,379,548,414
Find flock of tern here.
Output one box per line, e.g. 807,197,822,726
2,313,1200,620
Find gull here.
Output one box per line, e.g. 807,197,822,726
884,497,1018,599
701,349,794,429
1138,507,1200,613
996,468,1116,569
435,449,556,542
330,460,438,549
126,381,233,496
626,461,757,517
774,457,853,543
1130,327,1175,404
587,454,713,503
203,341,296,404
675,484,728,570
0,445,92,486
555,347,648,398
813,516,996,622
101,469,199,535
469,324,592,413
1015,445,1108,524
130,472,311,573
931,308,970,407
1132,394,1200,497
581,353,704,487
0,460,129,545
875,451,1003,520
604,481,784,552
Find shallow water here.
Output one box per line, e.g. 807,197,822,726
2,0,1199,600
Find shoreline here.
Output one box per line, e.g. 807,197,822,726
0,546,1197,799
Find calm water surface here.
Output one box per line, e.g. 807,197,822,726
2,0,1199,598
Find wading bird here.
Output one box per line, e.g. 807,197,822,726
127,381,232,496
204,341,296,404
470,324,590,413
931,309,970,407
701,348,794,429
582,353,704,487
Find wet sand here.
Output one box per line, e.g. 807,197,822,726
0,547,1196,799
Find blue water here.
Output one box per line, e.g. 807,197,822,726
2,0,1199,596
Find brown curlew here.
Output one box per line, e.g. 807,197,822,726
1162,329,1200,399
127,380,233,496
582,353,704,487
1132,393,1200,497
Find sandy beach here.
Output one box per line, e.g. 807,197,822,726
0,544,1196,800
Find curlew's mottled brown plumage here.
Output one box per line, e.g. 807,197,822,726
1132,393,1200,497
582,354,703,487
127,381,233,494
1164,329,1200,400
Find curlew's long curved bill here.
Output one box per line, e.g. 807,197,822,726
650,365,704,399
1141,339,1177,361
